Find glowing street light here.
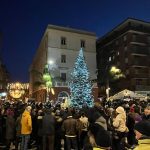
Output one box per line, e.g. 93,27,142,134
43,64,52,102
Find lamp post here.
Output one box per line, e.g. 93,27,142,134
43,64,52,102
106,66,125,99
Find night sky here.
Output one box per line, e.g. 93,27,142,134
0,0,150,82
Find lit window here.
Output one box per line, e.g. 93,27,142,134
117,51,120,55
61,73,66,81
81,40,85,48
61,55,66,63
61,37,66,45
109,57,111,61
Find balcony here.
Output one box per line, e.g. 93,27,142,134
136,85,150,91
54,81,69,87
131,73,149,78
131,48,149,55
132,36,146,44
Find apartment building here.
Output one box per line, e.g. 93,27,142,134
0,33,9,96
30,25,98,102
97,18,150,96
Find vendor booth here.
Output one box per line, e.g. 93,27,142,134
108,89,146,101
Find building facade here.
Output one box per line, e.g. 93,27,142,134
97,18,150,96
0,33,9,98
30,25,98,103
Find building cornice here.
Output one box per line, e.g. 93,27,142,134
47,24,96,36
97,18,150,44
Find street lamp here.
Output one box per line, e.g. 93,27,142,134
106,66,125,99
43,64,52,102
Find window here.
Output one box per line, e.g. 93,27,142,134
109,57,111,62
61,37,66,45
123,35,127,41
126,70,129,75
147,36,150,43
124,46,127,51
117,61,120,66
61,73,66,81
61,55,66,63
136,79,143,85
125,58,128,63
81,40,85,48
116,40,119,45
117,51,120,56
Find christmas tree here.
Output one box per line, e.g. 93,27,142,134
69,48,94,108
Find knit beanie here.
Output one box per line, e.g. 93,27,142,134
134,120,150,136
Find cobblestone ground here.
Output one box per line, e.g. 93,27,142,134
0,141,65,150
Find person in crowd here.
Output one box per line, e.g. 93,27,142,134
79,112,89,149
42,108,55,150
21,106,32,150
134,120,150,149
0,108,6,145
37,109,44,150
5,108,15,149
15,112,23,150
86,122,111,150
30,108,38,147
142,106,150,121
127,106,142,146
62,110,79,150
54,109,63,150
112,106,129,150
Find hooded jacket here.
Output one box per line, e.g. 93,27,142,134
113,107,127,132
21,110,32,134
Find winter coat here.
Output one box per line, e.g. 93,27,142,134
37,115,43,136
134,138,150,150
95,116,107,130
15,115,22,136
79,116,89,131
113,113,128,132
5,116,15,140
62,116,78,137
42,114,55,136
21,110,32,134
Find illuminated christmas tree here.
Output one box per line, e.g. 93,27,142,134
69,48,94,108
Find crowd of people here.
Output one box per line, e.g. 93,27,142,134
0,98,149,150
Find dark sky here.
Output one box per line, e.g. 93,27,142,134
0,0,150,82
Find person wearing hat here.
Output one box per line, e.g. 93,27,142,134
134,120,150,150
112,106,128,150
21,106,32,150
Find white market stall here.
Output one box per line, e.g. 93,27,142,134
108,89,146,101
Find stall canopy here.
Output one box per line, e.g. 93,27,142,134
108,89,146,101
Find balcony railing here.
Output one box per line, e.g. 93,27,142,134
131,60,149,67
132,36,146,43
136,85,150,91
131,73,149,78
131,48,149,55
54,81,69,87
